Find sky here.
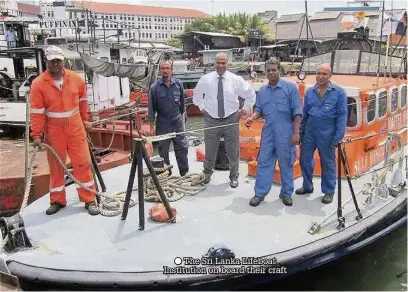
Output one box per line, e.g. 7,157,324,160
75,0,407,16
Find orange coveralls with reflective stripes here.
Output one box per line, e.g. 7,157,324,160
30,69,96,205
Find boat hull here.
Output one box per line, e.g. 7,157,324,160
2,188,406,291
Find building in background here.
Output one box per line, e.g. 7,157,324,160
38,0,211,43
0,0,41,17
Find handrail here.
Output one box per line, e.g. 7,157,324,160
335,130,407,230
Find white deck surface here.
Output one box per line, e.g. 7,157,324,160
5,146,406,272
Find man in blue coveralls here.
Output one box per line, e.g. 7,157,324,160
148,60,189,176
295,64,348,204
246,58,302,207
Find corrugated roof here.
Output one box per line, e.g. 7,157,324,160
310,12,341,21
17,2,41,16
192,31,238,38
73,1,211,18
276,13,304,23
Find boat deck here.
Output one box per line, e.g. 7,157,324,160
5,146,406,274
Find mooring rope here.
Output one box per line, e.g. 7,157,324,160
88,120,116,153
142,165,206,202
17,112,245,220
143,122,240,142
37,143,138,217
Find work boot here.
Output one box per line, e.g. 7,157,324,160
249,196,264,207
230,179,238,188
200,172,211,184
180,169,189,177
85,201,100,216
45,203,65,215
279,194,293,206
295,186,314,195
322,194,334,204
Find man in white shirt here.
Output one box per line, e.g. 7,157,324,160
193,52,256,188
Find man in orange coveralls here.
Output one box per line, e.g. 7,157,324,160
30,45,99,216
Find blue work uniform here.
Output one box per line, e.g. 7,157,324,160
254,79,302,199
299,82,348,195
148,77,189,175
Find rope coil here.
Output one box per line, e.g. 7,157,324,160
142,165,206,202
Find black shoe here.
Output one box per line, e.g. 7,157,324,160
295,187,314,195
249,196,264,207
180,169,189,177
85,201,100,216
230,179,238,188
200,172,211,184
45,203,65,215
279,194,293,206
322,194,334,204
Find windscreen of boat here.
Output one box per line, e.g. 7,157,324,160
301,50,404,75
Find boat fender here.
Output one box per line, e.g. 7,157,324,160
149,203,177,222
0,213,32,253
202,244,235,264
196,148,205,162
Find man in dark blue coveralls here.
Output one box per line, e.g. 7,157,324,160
246,58,302,207
148,60,189,176
295,64,348,204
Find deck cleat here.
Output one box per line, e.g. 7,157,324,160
308,222,321,235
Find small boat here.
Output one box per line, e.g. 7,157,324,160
0,10,407,291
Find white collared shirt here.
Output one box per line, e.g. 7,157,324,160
192,70,256,119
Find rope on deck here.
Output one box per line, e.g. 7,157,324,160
142,165,206,202
38,143,138,217
20,142,207,217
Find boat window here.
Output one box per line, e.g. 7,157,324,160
378,91,387,118
366,93,376,123
401,85,407,108
390,88,398,112
302,53,332,72
347,97,358,127
332,50,359,74
360,52,385,73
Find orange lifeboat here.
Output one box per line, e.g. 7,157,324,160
241,38,407,185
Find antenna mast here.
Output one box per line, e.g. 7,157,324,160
376,0,385,86
288,0,319,74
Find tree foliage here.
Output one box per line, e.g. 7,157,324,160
166,38,182,48
184,12,275,42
